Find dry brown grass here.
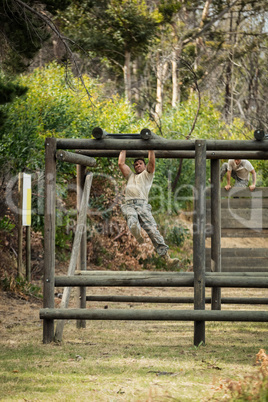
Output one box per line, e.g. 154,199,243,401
0,286,267,401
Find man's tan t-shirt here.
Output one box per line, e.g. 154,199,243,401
125,170,154,202
227,159,254,181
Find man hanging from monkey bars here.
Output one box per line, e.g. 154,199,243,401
118,150,180,268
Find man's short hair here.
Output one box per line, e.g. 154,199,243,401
134,158,146,165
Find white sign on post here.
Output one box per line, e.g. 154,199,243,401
22,173,31,226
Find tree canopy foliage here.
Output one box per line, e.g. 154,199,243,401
0,63,258,181
56,0,268,129
0,0,267,190
1,0,268,129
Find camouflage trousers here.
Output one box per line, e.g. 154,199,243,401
220,163,249,187
121,199,169,256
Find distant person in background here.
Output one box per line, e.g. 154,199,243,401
221,159,256,191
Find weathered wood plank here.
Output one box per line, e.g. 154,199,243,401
40,308,268,322
56,138,268,151
207,209,268,229
210,159,221,310
78,149,268,160
206,248,268,257
220,228,268,237
54,173,93,342
206,256,268,268
56,150,96,167
193,140,206,346
85,295,268,305
43,138,57,344
206,266,268,273
207,187,268,198
207,199,268,209
220,187,268,198
54,275,268,288
75,270,267,277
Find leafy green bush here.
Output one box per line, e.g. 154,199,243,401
0,275,42,299
0,216,15,232
166,225,190,247
0,62,151,175
1,62,266,251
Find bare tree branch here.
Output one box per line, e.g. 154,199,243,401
182,0,241,46
12,0,93,103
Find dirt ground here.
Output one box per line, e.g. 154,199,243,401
206,237,268,248
0,231,267,341
0,261,267,342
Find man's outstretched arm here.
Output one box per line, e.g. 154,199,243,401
225,170,232,191
147,150,155,173
249,169,256,191
118,150,131,178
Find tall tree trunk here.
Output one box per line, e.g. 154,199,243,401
172,50,178,107
124,49,131,103
132,58,141,116
155,52,168,118
194,0,212,70
171,46,182,107
224,10,233,124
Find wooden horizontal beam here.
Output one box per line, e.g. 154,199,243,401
54,275,268,288
207,200,268,209
207,209,268,229
206,187,268,198
206,248,268,257
220,228,268,238
85,295,268,305
94,150,268,159
76,149,268,160
39,308,268,322
55,138,268,152
75,270,267,277
55,150,96,167
206,257,268,269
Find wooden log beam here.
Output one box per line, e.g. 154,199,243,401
54,275,268,287
76,164,87,329
40,308,268,322
55,150,96,167
75,270,268,277
56,138,268,151
85,295,268,305
54,173,93,342
221,228,268,238
76,149,268,160
54,276,195,287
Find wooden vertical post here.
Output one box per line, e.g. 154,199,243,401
43,138,57,343
17,173,23,277
210,159,221,310
76,164,87,329
26,226,31,282
193,140,206,346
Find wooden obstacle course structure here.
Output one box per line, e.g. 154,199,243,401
42,131,268,345
206,187,268,273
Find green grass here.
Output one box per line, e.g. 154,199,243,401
0,294,267,401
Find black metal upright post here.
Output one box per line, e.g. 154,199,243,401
193,140,206,346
